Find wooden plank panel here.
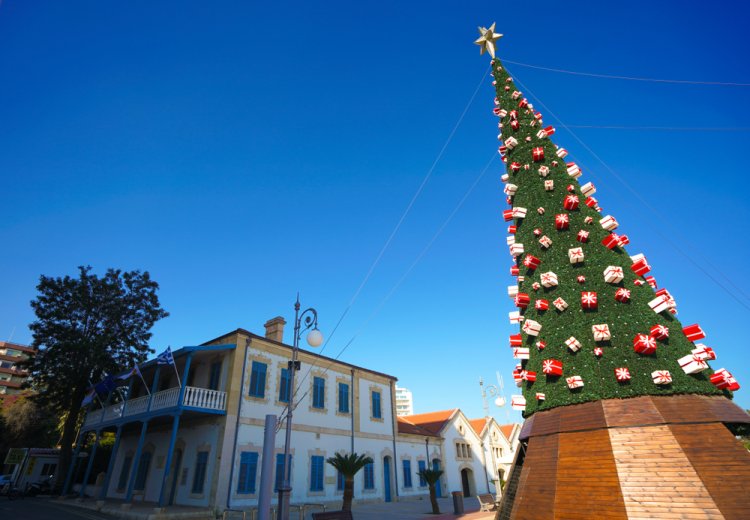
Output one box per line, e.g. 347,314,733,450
558,400,606,433
527,407,561,438
511,434,558,520
554,429,627,519
671,422,750,520
602,396,663,428
609,424,723,519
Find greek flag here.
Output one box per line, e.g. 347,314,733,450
156,347,175,366
80,388,96,407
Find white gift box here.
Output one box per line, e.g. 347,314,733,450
506,235,516,246
603,265,624,284
511,395,526,411
556,147,568,158
544,180,554,191
630,253,646,263
651,370,672,385
566,376,584,389
648,295,675,314
591,324,611,342
508,311,523,324
535,392,546,401
692,344,717,361
553,297,568,311
566,162,581,178
504,183,518,196
512,207,527,219
540,271,558,288
505,136,519,149
507,285,519,298
580,182,596,197
510,243,525,257
513,347,530,360
568,247,585,264
539,235,552,248
678,354,709,374
538,165,550,177
566,337,582,352
522,319,542,336
501,173,509,183
600,215,619,231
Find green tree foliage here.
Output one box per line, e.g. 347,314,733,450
23,266,168,489
325,452,373,511
0,392,60,453
491,58,723,416
417,468,444,514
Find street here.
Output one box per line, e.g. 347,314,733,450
0,498,114,520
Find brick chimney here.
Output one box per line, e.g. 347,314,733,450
264,316,286,343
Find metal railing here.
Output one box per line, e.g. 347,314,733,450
183,386,226,411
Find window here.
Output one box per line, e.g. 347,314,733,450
208,361,221,391
456,442,471,459
134,451,152,491
371,391,381,419
40,463,57,477
279,368,291,403
310,455,324,491
402,459,412,488
338,382,349,413
418,460,427,487
237,451,259,494
312,377,325,409
192,451,209,494
336,470,345,491
117,455,132,490
364,461,375,489
249,361,267,398
274,454,292,492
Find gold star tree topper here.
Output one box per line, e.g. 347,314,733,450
474,23,503,59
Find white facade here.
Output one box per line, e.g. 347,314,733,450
394,386,414,416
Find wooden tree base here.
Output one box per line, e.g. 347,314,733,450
498,395,750,519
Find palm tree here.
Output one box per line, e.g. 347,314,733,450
326,452,373,511
417,468,444,514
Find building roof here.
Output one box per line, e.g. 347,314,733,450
469,417,489,436
397,409,457,436
500,424,516,440
0,341,35,353
396,416,440,437
203,328,398,381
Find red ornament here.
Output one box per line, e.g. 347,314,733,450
650,324,669,340
535,299,549,311
532,147,545,162
633,334,657,355
614,288,631,302
563,195,580,211
555,213,570,230
577,230,589,243
581,291,598,310
514,293,530,308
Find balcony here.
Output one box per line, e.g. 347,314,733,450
82,386,227,429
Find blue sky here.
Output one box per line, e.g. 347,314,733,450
1,1,749,423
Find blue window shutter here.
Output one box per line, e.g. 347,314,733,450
337,470,344,491
279,368,290,403
192,451,209,494
372,391,382,418
310,456,324,491
403,460,412,488
338,383,349,413
313,377,325,409
418,460,427,486
364,462,374,489
249,361,267,398
238,452,259,494
117,456,132,490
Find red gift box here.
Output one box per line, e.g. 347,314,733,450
536,392,546,401
536,340,547,351
618,235,630,246
510,119,520,131
510,265,520,276
555,213,570,230
585,196,598,208
615,288,631,302
577,275,586,284
683,324,705,342
564,195,580,211
577,230,589,243
509,334,522,347
507,225,517,234
523,254,541,270
510,161,521,173
514,293,530,308
633,333,657,355
508,109,518,119
581,291,598,310
533,228,542,236
521,370,537,382
631,258,651,276
615,367,631,382
532,147,545,162
542,359,563,376
602,234,621,250
566,184,575,193
650,324,669,340
645,276,657,288
503,209,513,222
535,299,549,311
518,98,529,109
594,347,603,357
710,369,740,391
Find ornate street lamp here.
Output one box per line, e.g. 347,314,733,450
277,294,323,520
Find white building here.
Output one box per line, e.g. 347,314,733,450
71,318,519,513
394,386,414,417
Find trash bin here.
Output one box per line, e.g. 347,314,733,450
452,491,464,514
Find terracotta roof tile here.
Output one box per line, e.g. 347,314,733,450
469,417,489,436
398,409,457,435
500,424,516,440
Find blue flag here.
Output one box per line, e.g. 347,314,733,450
156,347,175,366
116,364,143,380
94,374,116,394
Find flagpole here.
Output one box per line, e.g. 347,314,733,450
173,362,182,388
136,367,151,396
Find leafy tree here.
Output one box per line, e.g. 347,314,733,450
24,266,168,490
325,452,373,511
0,392,59,451
417,468,444,514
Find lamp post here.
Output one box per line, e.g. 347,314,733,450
277,294,323,520
479,372,506,499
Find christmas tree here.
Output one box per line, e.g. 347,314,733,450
477,26,750,520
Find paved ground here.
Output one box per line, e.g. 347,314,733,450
0,497,113,520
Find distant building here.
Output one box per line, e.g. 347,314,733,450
0,341,36,405
394,386,414,416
